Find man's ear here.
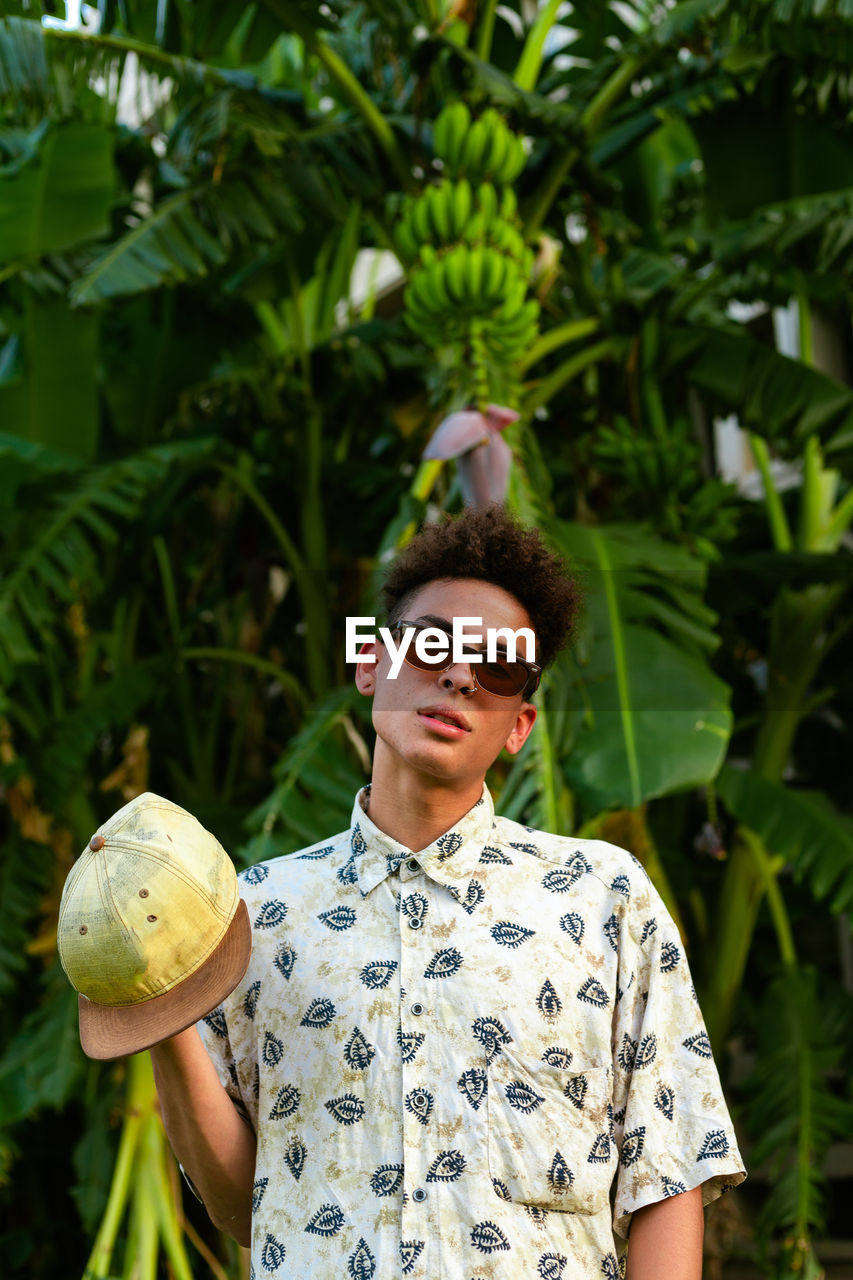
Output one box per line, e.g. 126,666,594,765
354,640,381,695
503,701,537,755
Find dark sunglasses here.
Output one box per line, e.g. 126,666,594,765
389,619,541,699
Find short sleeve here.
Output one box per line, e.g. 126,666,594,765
609,876,746,1237
197,993,257,1133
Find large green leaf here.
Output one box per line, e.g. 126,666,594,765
0,297,99,458
693,98,853,219
665,323,853,457
0,121,114,264
717,764,853,913
552,522,732,811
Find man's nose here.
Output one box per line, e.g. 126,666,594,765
438,662,477,695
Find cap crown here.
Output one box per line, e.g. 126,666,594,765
58,793,237,1007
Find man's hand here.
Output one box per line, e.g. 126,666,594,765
625,1185,704,1280
149,1027,256,1247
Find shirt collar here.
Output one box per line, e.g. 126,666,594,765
350,785,495,896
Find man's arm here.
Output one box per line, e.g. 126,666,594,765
149,1026,256,1247
625,1185,704,1280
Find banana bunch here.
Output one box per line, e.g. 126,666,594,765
403,243,539,359
432,103,526,186
395,101,539,394
394,181,526,263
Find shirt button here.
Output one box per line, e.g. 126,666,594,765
412,1187,427,1203
408,917,422,930
411,1002,424,1016
406,858,419,872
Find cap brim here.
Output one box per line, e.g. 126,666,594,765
78,897,252,1061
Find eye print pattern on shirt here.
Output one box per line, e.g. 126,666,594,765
200,787,745,1280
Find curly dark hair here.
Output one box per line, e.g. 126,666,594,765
381,506,579,670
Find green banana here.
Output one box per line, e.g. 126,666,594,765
432,106,453,164
411,195,433,246
450,178,472,240
476,182,499,227
407,271,440,316
443,246,469,306
482,116,509,181
465,211,487,243
497,134,527,185
421,261,453,312
465,245,485,302
435,101,471,172
490,223,525,260
481,249,508,304
427,184,452,242
491,297,539,337
500,187,518,221
494,277,528,321
394,215,418,263
461,119,489,178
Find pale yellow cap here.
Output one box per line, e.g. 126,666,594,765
58,792,251,1060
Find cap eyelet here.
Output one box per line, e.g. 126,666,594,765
146,914,157,923
139,888,149,898
79,925,88,934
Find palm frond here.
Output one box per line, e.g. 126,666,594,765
69,171,304,303
0,961,84,1125
240,684,371,864
717,765,853,913
747,967,853,1272
0,439,215,682
0,824,53,995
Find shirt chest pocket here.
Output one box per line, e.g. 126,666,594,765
486,1046,616,1214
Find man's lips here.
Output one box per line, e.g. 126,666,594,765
417,705,472,734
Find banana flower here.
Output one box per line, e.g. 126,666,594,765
422,405,519,507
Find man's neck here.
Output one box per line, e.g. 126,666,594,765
365,754,485,852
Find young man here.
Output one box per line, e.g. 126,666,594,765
151,506,745,1279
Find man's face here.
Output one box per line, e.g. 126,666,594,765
355,578,538,790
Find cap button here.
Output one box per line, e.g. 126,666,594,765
89,835,105,852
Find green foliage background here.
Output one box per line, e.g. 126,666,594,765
1,1,852,1277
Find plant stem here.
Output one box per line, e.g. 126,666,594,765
84,1058,149,1278
581,52,648,136
524,147,579,240
218,460,328,696
152,536,203,784
591,528,641,809
513,0,563,91
395,460,445,549
748,432,793,552
151,1117,194,1280
533,693,558,834
704,828,768,1049
474,0,499,60
823,485,853,545
519,317,600,372
523,337,617,415
744,829,797,967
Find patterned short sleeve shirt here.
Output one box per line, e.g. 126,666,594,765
198,786,745,1278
